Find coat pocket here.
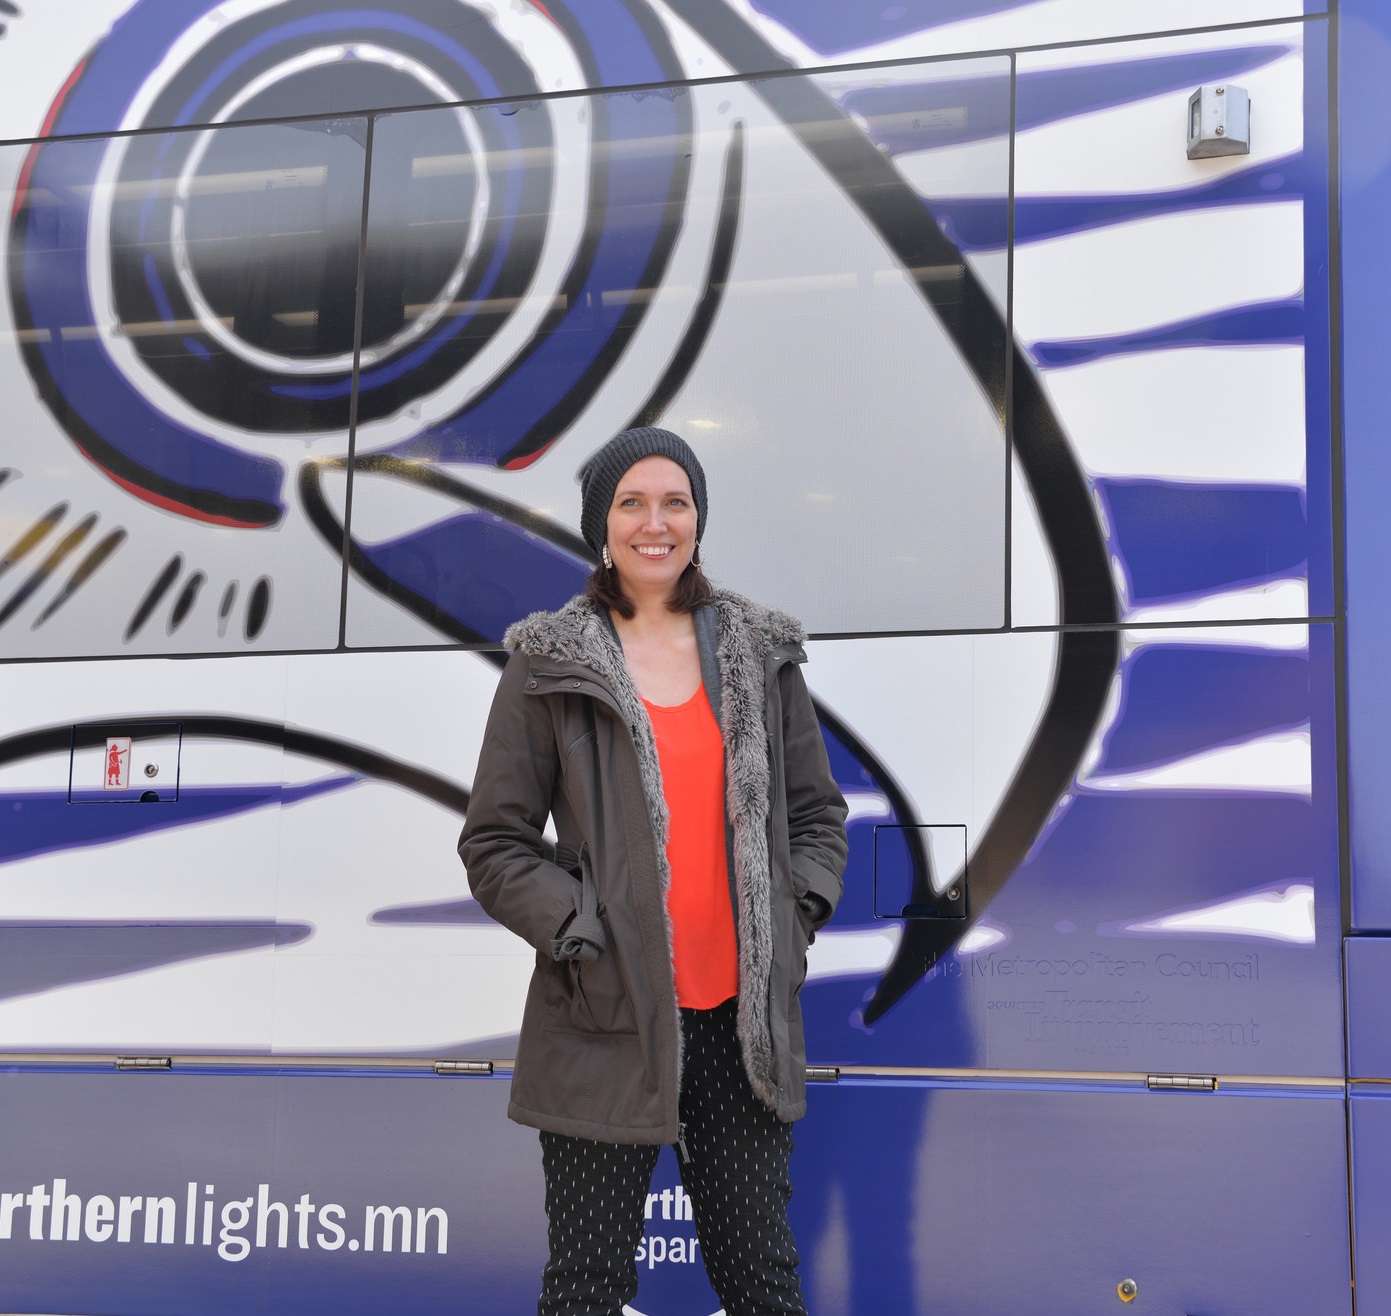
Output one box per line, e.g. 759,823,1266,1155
538,924,638,1036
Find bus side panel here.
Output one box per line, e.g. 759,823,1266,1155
1342,0,1391,931
803,624,1343,1077
1339,0,1391,1302
1350,1087,1391,1315
0,1068,1351,1316
794,1079,1350,1316
0,1068,543,1315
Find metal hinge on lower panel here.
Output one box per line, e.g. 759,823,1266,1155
1146,1074,1218,1092
434,1060,494,1076
115,1056,172,1071
806,1066,840,1083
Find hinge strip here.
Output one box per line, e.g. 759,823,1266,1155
1146,1073,1218,1092
433,1060,495,1076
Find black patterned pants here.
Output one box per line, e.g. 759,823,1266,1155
537,997,806,1316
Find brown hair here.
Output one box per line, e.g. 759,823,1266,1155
582,560,714,619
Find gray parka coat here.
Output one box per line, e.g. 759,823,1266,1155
458,588,848,1145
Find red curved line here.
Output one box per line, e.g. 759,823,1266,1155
100,466,271,530
11,54,89,222
501,440,557,471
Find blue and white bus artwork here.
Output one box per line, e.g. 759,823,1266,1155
0,0,1386,1312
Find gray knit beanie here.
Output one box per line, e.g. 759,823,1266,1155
577,427,707,556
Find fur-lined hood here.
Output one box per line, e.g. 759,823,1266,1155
504,588,806,666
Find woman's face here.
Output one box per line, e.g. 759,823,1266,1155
605,455,698,600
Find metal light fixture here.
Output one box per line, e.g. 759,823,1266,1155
1186,83,1251,159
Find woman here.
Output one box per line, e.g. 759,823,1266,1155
459,426,848,1315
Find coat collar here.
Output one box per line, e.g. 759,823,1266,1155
504,588,806,667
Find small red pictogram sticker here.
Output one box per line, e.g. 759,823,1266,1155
104,737,131,790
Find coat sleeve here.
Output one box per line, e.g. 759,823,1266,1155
458,651,580,953
779,660,848,930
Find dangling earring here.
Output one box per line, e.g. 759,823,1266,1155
601,544,613,570
692,543,702,569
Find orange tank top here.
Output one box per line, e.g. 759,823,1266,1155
642,685,738,1009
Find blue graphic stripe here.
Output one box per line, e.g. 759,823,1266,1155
1030,299,1304,369
1097,479,1308,604
928,157,1302,252
360,516,585,645
1017,159,1301,245
370,898,495,925
1007,795,1319,918
1097,647,1311,774
0,777,357,865
0,921,312,1002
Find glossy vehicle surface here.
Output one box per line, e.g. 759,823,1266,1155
0,0,1382,1311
